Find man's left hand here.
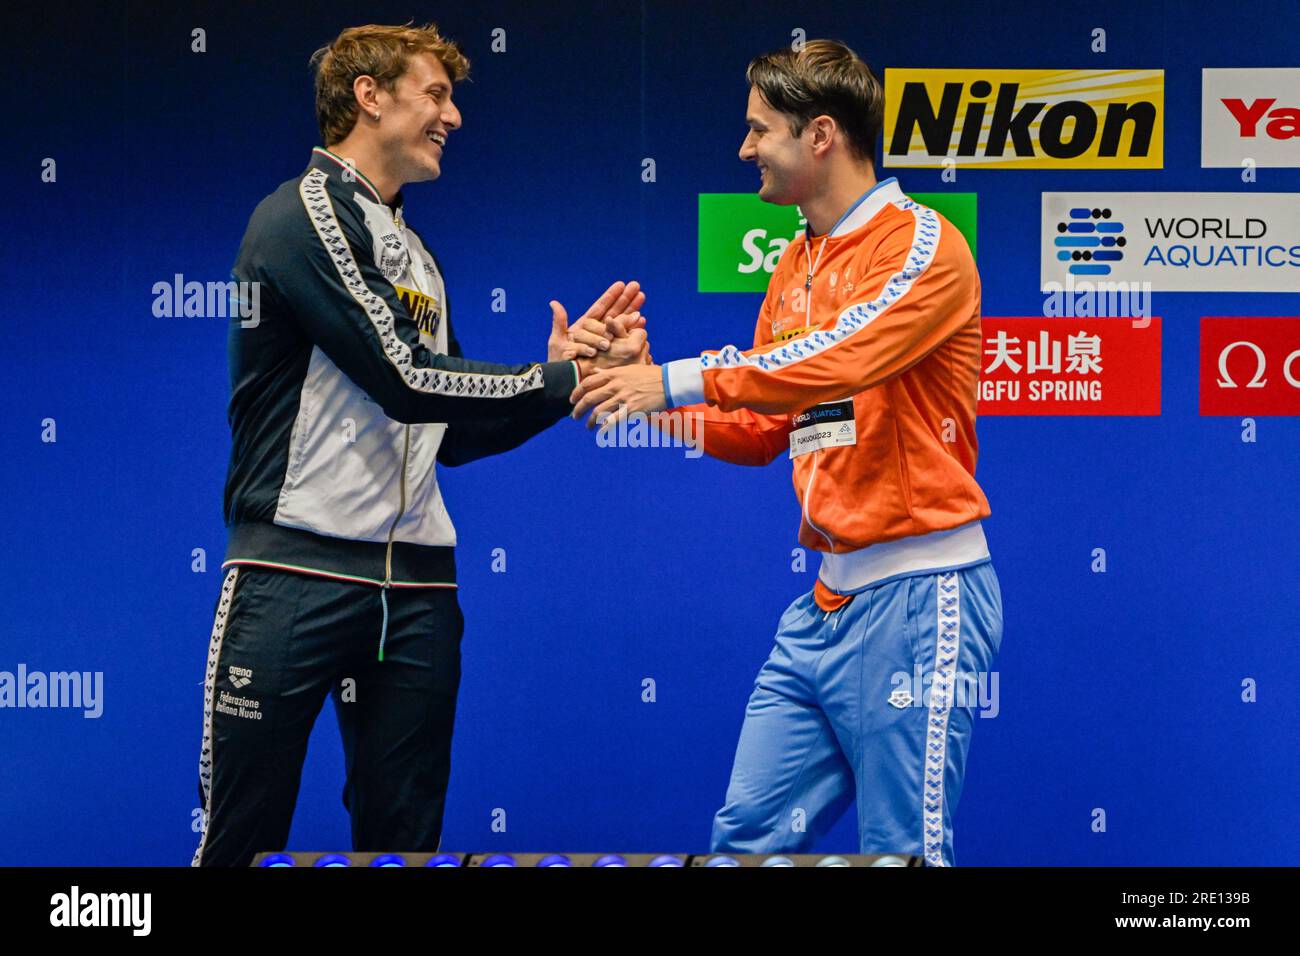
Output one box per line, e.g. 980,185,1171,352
548,280,645,361
569,363,668,431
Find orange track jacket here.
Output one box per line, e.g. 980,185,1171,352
663,178,992,610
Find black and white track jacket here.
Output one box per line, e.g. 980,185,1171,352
221,147,579,587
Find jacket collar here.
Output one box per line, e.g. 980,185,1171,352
309,147,404,213
804,177,903,240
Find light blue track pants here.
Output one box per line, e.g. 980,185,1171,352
710,560,1003,866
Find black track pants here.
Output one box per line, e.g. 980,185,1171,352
190,565,464,867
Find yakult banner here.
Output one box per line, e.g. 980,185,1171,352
1041,193,1300,292
1199,317,1300,416
1201,69,1300,168
977,317,1162,416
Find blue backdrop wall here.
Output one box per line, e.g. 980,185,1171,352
3,0,1298,865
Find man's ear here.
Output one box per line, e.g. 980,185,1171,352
816,115,837,155
352,74,381,115
809,114,838,156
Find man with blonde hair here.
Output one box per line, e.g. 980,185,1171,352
574,40,1003,866
192,22,645,867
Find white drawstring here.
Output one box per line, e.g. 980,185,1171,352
822,596,854,629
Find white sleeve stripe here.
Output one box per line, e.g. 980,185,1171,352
299,170,545,399
699,201,940,378
664,357,706,406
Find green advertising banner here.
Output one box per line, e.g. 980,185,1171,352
697,191,977,292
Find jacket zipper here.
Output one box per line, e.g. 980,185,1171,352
802,449,839,617
378,423,411,661
378,203,411,662
800,228,838,618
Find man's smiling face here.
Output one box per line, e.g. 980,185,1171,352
376,51,462,186
738,85,812,206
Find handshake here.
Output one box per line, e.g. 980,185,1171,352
546,280,673,432
546,279,651,376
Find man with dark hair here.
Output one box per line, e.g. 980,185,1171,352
191,23,647,867
572,39,1002,866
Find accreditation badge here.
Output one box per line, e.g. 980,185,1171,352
789,399,856,458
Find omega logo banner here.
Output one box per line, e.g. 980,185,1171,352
1199,317,1300,416
977,317,1161,416
1042,193,1300,292
1201,69,1300,168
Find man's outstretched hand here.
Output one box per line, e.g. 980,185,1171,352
548,280,648,364
569,361,668,432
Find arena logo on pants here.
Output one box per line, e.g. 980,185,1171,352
889,667,999,718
